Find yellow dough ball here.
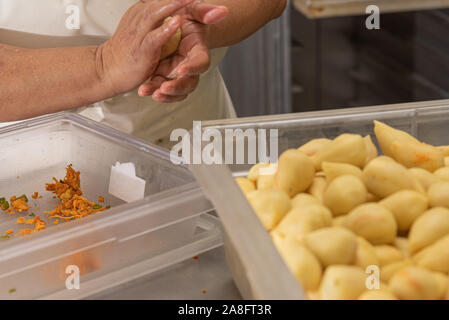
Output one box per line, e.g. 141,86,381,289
408,207,449,253
304,227,358,267
379,190,428,232
160,17,182,60
320,265,367,300
323,175,367,216
389,267,441,300
342,203,397,245
247,188,291,231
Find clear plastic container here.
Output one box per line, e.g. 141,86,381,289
190,99,449,299
293,0,449,18
0,112,220,300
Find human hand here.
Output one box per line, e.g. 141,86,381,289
137,0,229,103
97,0,195,96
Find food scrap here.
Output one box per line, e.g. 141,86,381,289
45,196,106,222
8,288,16,294
45,165,107,222
13,216,46,236
17,229,34,236
46,165,82,201
0,198,9,211
33,216,46,231
0,164,111,238
9,195,30,213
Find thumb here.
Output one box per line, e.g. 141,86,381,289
144,15,181,52
188,1,229,25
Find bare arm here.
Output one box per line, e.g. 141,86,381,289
0,0,193,122
205,0,287,48
0,45,111,121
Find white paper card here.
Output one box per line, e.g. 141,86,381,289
108,162,146,203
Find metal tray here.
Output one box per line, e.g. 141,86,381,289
190,99,449,299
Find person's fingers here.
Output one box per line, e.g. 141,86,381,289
139,0,194,33
119,2,142,27
159,75,200,96
155,55,189,79
152,90,188,103
187,1,229,25
176,44,210,77
138,84,152,97
142,15,181,52
138,76,166,97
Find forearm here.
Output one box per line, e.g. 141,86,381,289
205,0,287,48
0,44,113,122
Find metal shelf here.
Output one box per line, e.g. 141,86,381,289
293,0,449,18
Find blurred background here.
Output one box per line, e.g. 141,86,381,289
220,1,449,117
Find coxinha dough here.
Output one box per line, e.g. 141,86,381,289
236,120,449,300
160,17,182,60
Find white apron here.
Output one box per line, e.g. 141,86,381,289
0,0,236,147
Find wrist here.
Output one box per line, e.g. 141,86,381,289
93,44,119,97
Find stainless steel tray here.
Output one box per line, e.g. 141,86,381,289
190,99,449,299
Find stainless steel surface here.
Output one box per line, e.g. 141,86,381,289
91,246,242,300
192,99,449,300
220,4,291,116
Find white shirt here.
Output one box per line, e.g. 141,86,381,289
0,0,235,147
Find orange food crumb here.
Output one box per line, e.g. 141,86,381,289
16,229,33,236
44,165,106,221
15,216,47,236
193,255,199,260
45,195,105,219
34,217,46,231
45,164,82,201
10,196,30,212
202,289,207,294
5,230,13,236
3,165,111,237
98,196,104,203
